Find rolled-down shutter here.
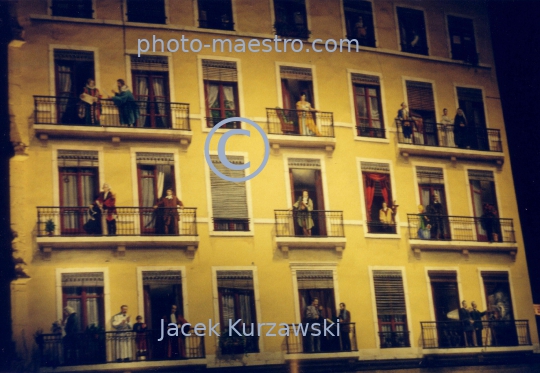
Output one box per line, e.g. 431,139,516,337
217,270,254,290
62,272,104,287
297,270,334,289
203,59,238,82
406,81,435,112
210,155,248,219
373,270,406,315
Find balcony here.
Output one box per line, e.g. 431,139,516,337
420,320,532,351
274,210,346,257
395,120,504,164
284,323,358,358
266,108,336,155
274,22,311,39
206,116,241,129
357,125,386,139
36,207,199,258
218,334,259,356
33,96,192,147
378,331,411,348
407,214,517,259
36,329,205,368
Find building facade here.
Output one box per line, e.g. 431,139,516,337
8,0,539,370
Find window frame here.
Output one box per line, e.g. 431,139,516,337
395,6,429,55
204,80,240,129
446,14,478,64
197,0,235,31
273,0,311,39
62,285,105,330
49,0,95,19
353,83,384,138
342,0,376,47
125,0,168,24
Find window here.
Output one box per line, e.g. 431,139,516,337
281,66,314,108
352,74,384,138
468,170,501,242
416,167,450,240
203,60,240,129
343,0,375,47
62,272,105,330
54,50,95,124
137,153,175,234
397,7,428,55
274,0,310,39
126,0,166,24
361,162,395,234
372,270,410,348
217,270,259,353
58,150,99,234
405,81,436,145
198,0,234,31
51,0,93,18
448,16,477,64
131,56,171,128
457,87,488,150
209,155,249,231
428,270,461,348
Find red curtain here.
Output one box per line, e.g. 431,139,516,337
363,173,390,221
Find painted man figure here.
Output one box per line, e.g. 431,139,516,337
96,183,116,235
304,298,322,352
111,305,132,361
153,188,184,235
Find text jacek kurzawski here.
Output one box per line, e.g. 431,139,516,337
157,319,341,340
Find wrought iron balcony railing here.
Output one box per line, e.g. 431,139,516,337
285,322,357,354
378,331,411,348
366,221,397,234
36,329,205,367
275,210,344,237
274,22,311,39
407,214,515,243
267,108,335,137
218,334,259,355
356,125,386,139
212,218,250,232
395,119,502,152
34,96,190,130
420,320,531,349
206,116,241,129
37,207,197,237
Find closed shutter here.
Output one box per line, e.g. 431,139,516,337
288,158,321,169
280,66,312,81
351,73,379,86
457,87,483,102
406,81,435,112
54,50,94,62
297,270,334,289
417,166,444,184
468,169,494,182
62,272,104,287
360,161,390,173
373,270,406,315
203,60,238,82
142,270,181,285
217,270,254,290
210,155,248,219
57,150,98,167
428,270,457,282
481,271,508,282
131,55,168,72
136,152,174,165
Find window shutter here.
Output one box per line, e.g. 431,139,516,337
406,81,435,112
54,50,94,62
360,161,390,173
203,60,238,82
217,270,254,290
58,150,98,167
351,73,379,86
481,271,509,283
467,170,494,182
416,166,444,184
280,66,312,81
62,272,104,287
296,270,334,289
136,152,174,165
457,87,483,102
210,155,248,219
288,158,321,169
131,55,169,72
142,270,181,285
373,270,407,315
428,270,457,282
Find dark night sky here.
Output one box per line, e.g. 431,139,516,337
488,0,540,305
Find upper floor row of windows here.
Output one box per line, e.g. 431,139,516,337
45,0,479,64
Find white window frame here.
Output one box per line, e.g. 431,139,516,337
394,4,431,56
411,161,453,216
340,0,379,48
477,267,519,319
444,12,479,62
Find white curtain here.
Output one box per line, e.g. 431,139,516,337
86,298,99,327
57,65,72,119
81,174,95,206
152,77,166,127
157,168,165,199
370,96,381,128
239,294,253,325
223,86,235,110
471,181,486,236
136,77,148,127
62,174,78,230
207,84,219,109
420,189,430,208
141,170,155,229
67,299,82,331
221,293,235,324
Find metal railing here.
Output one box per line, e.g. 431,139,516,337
34,96,190,130
285,322,357,354
274,22,311,39
199,19,235,31
267,108,334,137
407,214,515,243
395,119,502,152
420,320,531,349
206,116,241,129
367,221,397,234
218,335,259,355
212,218,250,232
356,126,386,139
36,329,205,367
37,207,197,237
378,331,411,348
275,210,344,237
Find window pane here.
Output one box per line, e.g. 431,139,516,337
370,97,380,119
356,94,368,117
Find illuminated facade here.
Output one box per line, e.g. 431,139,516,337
8,0,539,370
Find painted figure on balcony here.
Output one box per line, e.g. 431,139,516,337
417,205,431,240
296,93,321,136
111,79,140,127
338,303,351,351
293,190,314,236
62,306,79,364
453,108,469,148
112,305,132,361
397,102,412,140
354,16,367,39
133,316,148,360
163,305,189,359
153,188,184,235
304,298,321,352
96,183,116,235
470,301,488,346
83,201,102,235
79,78,101,125
481,203,501,242
379,201,398,233
440,108,455,147
459,300,474,347
426,194,444,240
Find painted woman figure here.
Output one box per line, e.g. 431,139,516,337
453,108,469,148
293,190,314,236
296,93,321,136
79,78,101,125
153,188,184,235
111,79,140,126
